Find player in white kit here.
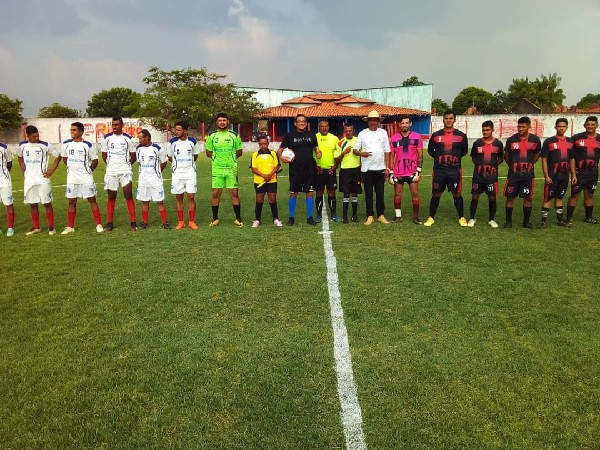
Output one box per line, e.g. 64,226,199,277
0,142,15,236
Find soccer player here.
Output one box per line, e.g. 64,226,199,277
136,129,170,229
60,122,104,234
423,110,468,227
315,119,340,222
565,116,600,225
539,118,574,228
335,123,361,223
503,116,542,229
353,110,391,225
0,142,15,236
249,135,282,227
101,117,137,232
17,125,61,235
167,120,201,230
205,112,243,227
278,114,322,226
468,120,504,228
388,115,423,224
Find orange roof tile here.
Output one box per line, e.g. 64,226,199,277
257,103,429,119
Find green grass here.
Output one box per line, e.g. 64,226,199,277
1,154,599,449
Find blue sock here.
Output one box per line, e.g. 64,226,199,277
306,197,314,218
288,197,297,218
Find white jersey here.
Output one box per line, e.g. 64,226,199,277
167,137,200,176
0,143,12,188
355,128,391,172
62,139,96,185
100,132,135,176
137,143,167,187
17,140,60,187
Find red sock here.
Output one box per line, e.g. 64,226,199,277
7,210,14,228
92,208,102,225
159,209,168,224
31,210,40,229
177,209,184,222
46,209,54,229
412,199,420,217
188,209,195,222
142,210,149,224
394,197,402,209
126,199,136,223
68,210,76,228
107,199,116,223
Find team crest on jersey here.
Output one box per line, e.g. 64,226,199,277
578,140,586,146
436,137,443,143
477,147,483,153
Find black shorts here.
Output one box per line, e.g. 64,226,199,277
254,182,277,194
543,177,568,201
315,170,337,191
393,175,415,185
571,173,598,196
339,168,362,195
432,169,462,194
289,171,315,193
471,180,498,196
504,177,534,199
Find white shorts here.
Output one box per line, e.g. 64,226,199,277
66,183,97,199
104,172,132,191
137,185,165,202
171,174,197,194
24,183,53,204
0,185,14,206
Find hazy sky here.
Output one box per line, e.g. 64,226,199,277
1,0,598,116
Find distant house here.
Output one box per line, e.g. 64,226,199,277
514,98,542,114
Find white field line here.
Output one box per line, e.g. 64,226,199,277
320,209,367,450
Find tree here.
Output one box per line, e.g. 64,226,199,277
431,98,450,115
38,103,79,118
137,66,262,131
402,76,427,87
86,87,142,117
505,73,566,113
484,90,509,114
576,93,600,109
0,94,23,129
452,86,493,115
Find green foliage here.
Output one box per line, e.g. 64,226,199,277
402,76,427,87
484,90,509,114
0,93,24,129
86,87,141,117
452,86,493,114
37,102,79,118
505,73,565,113
576,93,600,109
431,98,450,115
137,66,262,131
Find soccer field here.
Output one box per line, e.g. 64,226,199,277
1,154,599,449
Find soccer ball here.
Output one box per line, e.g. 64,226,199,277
281,148,295,163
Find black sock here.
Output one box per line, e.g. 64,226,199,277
269,202,278,221
585,205,593,219
505,206,513,223
541,207,550,223
470,199,478,220
212,205,219,220
453,196,464,218
567,205,575,220
556,208,563,221
489,200,496,221
523,206,532,224
316,195,324,216
328,196,336,215
351,197,358,216
233,204,241,221
343,198,349,218
255,202,263,221
429,196,441,218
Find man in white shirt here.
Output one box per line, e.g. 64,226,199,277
0,142,15,236
61,122,104,234
101,117,137,231
352,110,391,225
17,125,61,235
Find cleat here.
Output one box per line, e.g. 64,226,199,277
565,219,573,227
351,215,358,223
364,216,374,225
48,228,57,235
488,220,498,228
538,221,547,229
233,219,244,227
458,217,468,227
130,225,138,232
556,219,567,227
377,215,389,224
175,221,186,230
252,220,260,228
503,222,513,229
467,218,476,227
423,216,435,227
584,217,598,224
306,217,316,225
162,222,172,229
523,222,534,229
273,219,283,227
393,216,402,223
26,228,41,236
331,214,341,222
287,217,295,226
412,217,422,225
188,221,199,230
209,219,220,227
140,223,149,230
61,227,75,235
96,224,104,233
104,222,114,232
315,215,322,223
342,216,349,224
7,228,14,237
